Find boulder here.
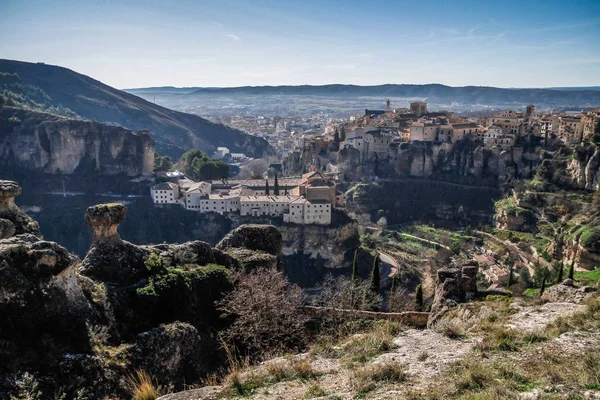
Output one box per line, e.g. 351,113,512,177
0,234,91,373
216,224,283,269
216,224,282,257
0,218,15,239
129,322,224,388
0,180,40,237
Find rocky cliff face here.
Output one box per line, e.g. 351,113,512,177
567,143,600,191
278,222,359,269
337,138,543,185
0,106,154,176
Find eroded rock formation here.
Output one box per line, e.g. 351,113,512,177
0,186,287,398
428,260,480,327
0,180,40,236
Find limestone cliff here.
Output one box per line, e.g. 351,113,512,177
337,137,543,185
567,143,600,190
0,106,154,176
278,221,359,269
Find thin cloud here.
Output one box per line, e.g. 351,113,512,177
227,34,240,41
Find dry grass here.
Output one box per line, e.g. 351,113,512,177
126,370,159,400
339,322,401,367
431,318,468,339
352,361,407,394
266,358,318,382
548,295,600,336
303,382,326,398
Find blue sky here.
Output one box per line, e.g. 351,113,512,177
1,0,599,88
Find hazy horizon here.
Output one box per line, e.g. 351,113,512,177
1,0,599,89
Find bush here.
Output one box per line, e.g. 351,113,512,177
581,227,600,253
218,267,309,359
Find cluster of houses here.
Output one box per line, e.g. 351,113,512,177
151,171,342,225
335,101,600,161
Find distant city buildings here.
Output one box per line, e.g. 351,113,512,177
150,171,339,225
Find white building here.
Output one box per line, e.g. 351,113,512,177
199,193,241,214
239,195,298,217
284,198,331,225
185,181,212,210
151,182,180,204
213,147,230,159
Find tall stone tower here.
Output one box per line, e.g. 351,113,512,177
526,104,536,117
386,99,391,112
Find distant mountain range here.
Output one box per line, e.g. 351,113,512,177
0,60,272,158
126,84,600,107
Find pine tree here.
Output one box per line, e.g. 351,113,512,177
265,179,270,196
556,261,564,283
273,174,280,195
415,284,423,311
568,259,575,280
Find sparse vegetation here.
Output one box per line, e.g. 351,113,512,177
352,362,407,394
126,370,159,400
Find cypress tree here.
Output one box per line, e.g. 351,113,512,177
364,256,380,311
415,284,423,311
508,265,514,286
369,256,380,295
568,259,575,280
351,249,359,308
556,261,564,283
334,129,340,143
273,174,280,195
265,179,270,196
540,277,546,296
351,249,359,285
340,126,346,141
389,275,397,312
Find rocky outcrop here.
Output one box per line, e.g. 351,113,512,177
541,279,597,304
129,322,224,387
0,106,155,176
0,234,91,375
567,143,600,190
216,224,283,270
428,261,480,327
0,180,40,236
279,222,359,269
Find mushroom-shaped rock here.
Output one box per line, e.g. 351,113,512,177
85,203,127,243
0,180,21,212
0,180,40,237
